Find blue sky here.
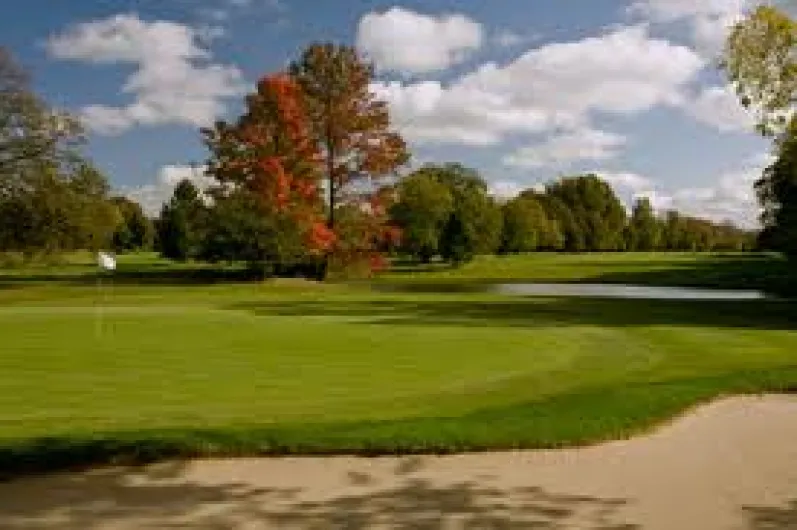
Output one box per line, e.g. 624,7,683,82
0,0,773,226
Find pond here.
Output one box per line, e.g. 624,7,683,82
372,282,769,301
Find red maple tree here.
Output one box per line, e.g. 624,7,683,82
203,73,334,257
203,47,407,278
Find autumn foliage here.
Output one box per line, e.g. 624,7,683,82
202,46,408,277
203,73,335,259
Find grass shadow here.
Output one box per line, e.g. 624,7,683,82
588,254,794,293
744,499,797,529
381,253,795,294
0,460,638,529
229,296,797,331
0,265,268,287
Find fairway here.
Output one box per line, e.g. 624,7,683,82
0,253,796,477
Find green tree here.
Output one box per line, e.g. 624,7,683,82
545,175,626,252
431,164,502,264
500,195,557,254
199,190,309,276
157,179,205,261
0,48,115,258
64,162,120,252
757,123,797,257
661,210,684,251
532,193,583,252
723,5,797,257
1,47,82,187
390,168,454,262
625,197,661,251
724,6,797,137
111,196,153,253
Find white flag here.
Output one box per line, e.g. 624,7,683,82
97,252,116,271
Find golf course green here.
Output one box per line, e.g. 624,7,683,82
0,252,795,478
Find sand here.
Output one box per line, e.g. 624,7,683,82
1,394,797,529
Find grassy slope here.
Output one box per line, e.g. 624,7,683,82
0,252,795,477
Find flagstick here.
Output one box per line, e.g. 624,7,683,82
94,252,117,339
95,272,103,339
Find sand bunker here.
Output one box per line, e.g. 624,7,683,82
1,394,797,529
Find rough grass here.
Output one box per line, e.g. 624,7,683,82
0,252,795,479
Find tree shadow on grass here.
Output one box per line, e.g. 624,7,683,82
0,458,638,529
384,253,794,294
229,296,797,331
0,266,266,287
588,254,794,294
744,499,797,529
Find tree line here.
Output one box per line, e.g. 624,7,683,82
0,42,763,275
360,164,754,263
155,162,755,269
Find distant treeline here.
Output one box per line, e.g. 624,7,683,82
386,164,756,264
0,44,761,273
145,164,757,273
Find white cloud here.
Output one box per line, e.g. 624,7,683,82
356,7,483,74
46,14,246,135
488,180,526,200
667,152,771,227
596,171,657,213
680,84,755,132
199,0,284,24
372,80,555,146
627,0,751,58
634,189,675,211
599,152,772,227
627,0,746,23
374,25,704,148
504,128,627,169
598,171,654,192
626,2,760,133
121,164,214,216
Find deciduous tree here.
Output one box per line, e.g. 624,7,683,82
546,175,626,252
289,44,408,227
723,5,797,257
500,195,558,254
758,121,797,257
390,168,454,262
625,197,661,251
202,73,330,272
0,49,117,258
429,164,502,264
111,196,153,252
289,44,408,273
157,179,206,261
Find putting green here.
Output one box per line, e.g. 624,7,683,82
0,253,795,477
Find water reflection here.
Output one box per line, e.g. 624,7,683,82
493,283,766,300
373,282,768,301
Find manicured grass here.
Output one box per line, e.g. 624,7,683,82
380,252,793,292
0,252,795,478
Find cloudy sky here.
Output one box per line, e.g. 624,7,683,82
0,0,778,226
